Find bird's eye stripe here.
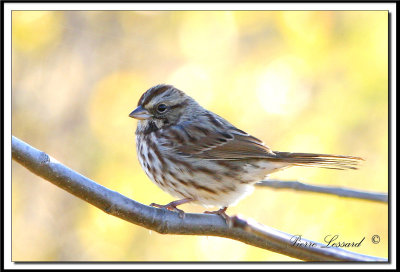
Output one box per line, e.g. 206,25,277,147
169,99,189,110
140,84,172,106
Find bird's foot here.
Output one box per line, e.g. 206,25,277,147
150,198,192,219
204,207,232,226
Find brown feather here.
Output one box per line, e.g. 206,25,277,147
172,122,363,170
266,151,364,170
173,123,275,160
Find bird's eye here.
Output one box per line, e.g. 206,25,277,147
156,103,168,113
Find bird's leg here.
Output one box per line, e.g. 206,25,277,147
204,207,231,226
150,198,193,218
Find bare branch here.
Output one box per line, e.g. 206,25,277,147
256,180,388,203
11,136,387,262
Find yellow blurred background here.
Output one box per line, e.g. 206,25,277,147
11,10,388,261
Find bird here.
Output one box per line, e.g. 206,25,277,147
129,84,363,221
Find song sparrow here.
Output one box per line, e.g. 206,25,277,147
129,84,363,220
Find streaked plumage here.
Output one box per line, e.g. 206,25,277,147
129,84,363,216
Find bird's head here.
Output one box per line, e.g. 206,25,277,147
129,84,201,134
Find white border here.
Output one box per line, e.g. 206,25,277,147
4,2,396,270
1,2,397,11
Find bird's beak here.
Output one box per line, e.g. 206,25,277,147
129,106,152,120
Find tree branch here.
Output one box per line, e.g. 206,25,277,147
256,180,388,203
11,136,387,262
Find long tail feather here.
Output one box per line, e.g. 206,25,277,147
268,151,364,170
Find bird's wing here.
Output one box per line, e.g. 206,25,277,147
159,118,363,170
163,121,275,160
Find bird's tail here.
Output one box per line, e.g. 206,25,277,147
267,151,364,170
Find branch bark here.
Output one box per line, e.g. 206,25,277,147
11,136,387,262
256,180,388,203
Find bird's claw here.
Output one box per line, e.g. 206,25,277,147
204,207,232,227
150,202,186,219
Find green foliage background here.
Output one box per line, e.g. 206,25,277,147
12,11,388,261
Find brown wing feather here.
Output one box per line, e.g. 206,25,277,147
166,120,363,170
171,123,275,160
